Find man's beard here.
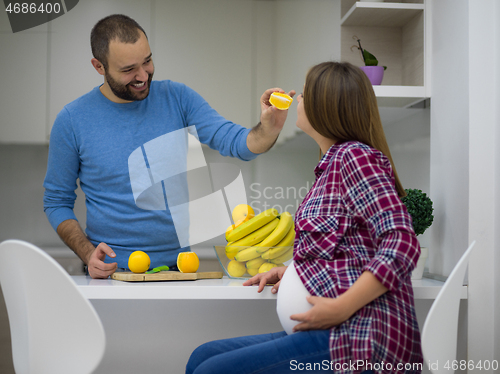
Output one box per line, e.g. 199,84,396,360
105,71,154,102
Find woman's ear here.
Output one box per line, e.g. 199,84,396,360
91,58,105,76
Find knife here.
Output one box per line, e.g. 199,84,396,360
146,265,170,274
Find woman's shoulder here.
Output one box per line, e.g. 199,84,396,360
338,141,389,164
337,140,378,155
333,141,392,178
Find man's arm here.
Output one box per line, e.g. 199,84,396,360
246,88,296,154
57,219,117,279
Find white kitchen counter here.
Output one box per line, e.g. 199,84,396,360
72,276,277,300
73,275,467,300
72,275,467,373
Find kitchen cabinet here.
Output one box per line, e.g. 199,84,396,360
47,0,151,138
0,12,48,143
340,0,430,107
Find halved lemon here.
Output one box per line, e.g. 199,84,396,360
269,92,293,110
177,252,200,273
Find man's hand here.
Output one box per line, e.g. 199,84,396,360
260,88,296,133
57,219,117,279
247,88,296,154
87,242,118,279
242,265,288,294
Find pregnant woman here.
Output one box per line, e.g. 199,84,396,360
186,62,423,374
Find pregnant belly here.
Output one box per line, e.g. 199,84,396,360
276,261,312,335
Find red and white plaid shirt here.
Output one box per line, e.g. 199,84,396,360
294,141,423,374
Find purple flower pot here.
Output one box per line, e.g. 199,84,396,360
359,66,385,85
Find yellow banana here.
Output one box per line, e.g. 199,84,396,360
226,208,279,242
255,212,293,253
261,223,295,260
226,218,279,251
225,247,239,260
269,248,293,264
246,257,267,269
225,224,236,237
261,245,290,260
224,241,240,260
234,246,261,262
275,221,295,246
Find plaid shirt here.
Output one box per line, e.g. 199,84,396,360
294,141,423,374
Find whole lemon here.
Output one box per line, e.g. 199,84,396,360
128,251,151,273
247,267,259,277
227,260,247,278
258,262,277,274
231,204,255,227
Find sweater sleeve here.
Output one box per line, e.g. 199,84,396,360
43,108,80,231
340,147,420,292
174,82,258,161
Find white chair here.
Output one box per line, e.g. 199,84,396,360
0,240,105,374
421,240,476,374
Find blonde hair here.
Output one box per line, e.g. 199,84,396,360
304,61,405,197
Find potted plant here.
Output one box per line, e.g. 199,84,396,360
351,36,387,85
402,189,434,280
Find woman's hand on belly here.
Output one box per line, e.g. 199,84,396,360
290,271,389,332
290,296,352,332
243,266,288,293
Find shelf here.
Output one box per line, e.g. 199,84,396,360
340,0,427,107
411,277,468,300
373,85,428,107
341,2,424,27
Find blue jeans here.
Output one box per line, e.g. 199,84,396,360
186,330,375,374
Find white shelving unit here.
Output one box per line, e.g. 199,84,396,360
341,0,430,107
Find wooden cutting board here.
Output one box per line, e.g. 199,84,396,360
111,271,223,282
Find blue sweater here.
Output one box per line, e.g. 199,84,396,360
43,80,257,268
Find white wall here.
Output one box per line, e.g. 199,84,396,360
431,0,500,367
429,0,470,275
467,0,499,367
495,0,500,362
385,106,431,247
0,10,48,143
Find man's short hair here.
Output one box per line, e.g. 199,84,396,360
90,14,147,70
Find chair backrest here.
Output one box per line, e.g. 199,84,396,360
0,240,105,374
421,240,476,374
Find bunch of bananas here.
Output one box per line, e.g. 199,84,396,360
224,208,295,277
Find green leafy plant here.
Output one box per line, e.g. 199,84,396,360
402,189,434,236
352,36,387,70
